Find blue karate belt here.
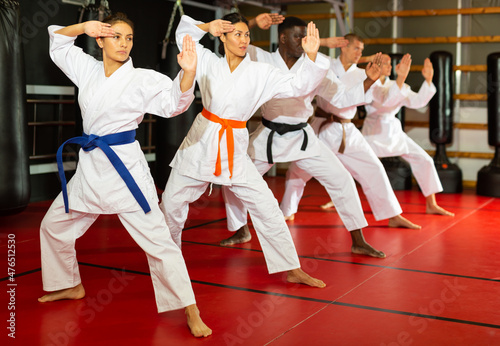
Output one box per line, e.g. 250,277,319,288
56,130,151,214
262,118,308,164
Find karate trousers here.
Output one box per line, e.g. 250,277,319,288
291,122,403,221
391,135,443,197
40,193,196,313
160,163,301,274
224,141,368,232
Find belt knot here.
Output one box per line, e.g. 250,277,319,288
82,134,100,151
201,108,247,178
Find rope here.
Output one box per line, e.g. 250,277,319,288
162,0,184,59
1,0,20,7
344,1,351,33
230,0,239,13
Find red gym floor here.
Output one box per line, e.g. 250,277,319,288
1,176,500,345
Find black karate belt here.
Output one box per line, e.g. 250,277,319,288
262,118,308,164
315,106,350,154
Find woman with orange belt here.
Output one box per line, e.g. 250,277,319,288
160,14,328,287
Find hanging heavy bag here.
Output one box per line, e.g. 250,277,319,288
476,52,500,197
0,0,30,215
429,51,462,193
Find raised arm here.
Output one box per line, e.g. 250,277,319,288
421,58,434,86
177,35,197,93
369,54,414,108
316,69,366,109
301,21,320,62
143,37,197,118
175,15,233,54
175,15,234,82
54,21,115,38
49,21,115,87
401,59,436,109
248,13,284,29
320,36,349,49
364,52,382,92
358,53,378,64
395,53,412,89
261,46,329,103
197,19,234,37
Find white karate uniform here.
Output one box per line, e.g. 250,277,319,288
41,26,197,312
363,78,442,196
223,47,368,232
287,57,403,221
160,16,329,274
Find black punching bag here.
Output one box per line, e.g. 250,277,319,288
0,0,30,215
155,40,200,189
429,51,462,193
380,53,413,191
476,53,500,197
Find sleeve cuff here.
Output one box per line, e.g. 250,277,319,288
180,15,206,39
177,70,196,95
422,80,437,93
397,83,410,97
48,25,77,45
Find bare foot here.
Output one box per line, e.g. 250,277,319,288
388,215,421,229
220,225,251,246
38,283,85,302
320,201,335,210
185,304,212,338
426,204,454,216
425,194,454,216
351,244,386,258
284,214,295,221
286,268,326,288
350,229,386,258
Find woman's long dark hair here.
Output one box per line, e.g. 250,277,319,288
218,13,249,56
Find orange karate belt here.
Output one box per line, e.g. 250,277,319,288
202,108,247,178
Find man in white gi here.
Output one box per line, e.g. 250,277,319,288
362,54,454,216
161,14,328,288
40,14,211,337
283,33,422,230
219,15,385,258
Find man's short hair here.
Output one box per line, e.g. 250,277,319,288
278,16,307,35
344,33,364,44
